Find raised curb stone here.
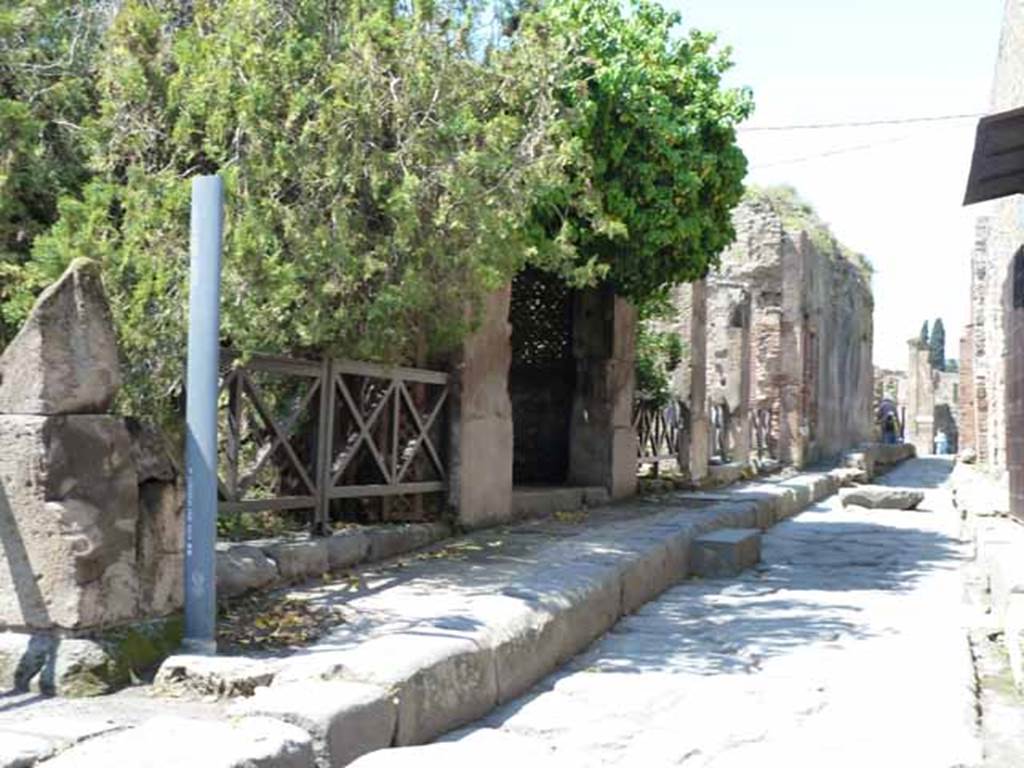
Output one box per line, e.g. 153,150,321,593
690,528,762,578
231,680,397,767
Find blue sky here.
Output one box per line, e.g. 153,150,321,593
667,0,1007,369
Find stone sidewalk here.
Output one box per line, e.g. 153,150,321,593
351,457,982,767
3,463,880,767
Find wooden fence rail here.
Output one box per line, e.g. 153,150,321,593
634,397,688,473
217,350,449,533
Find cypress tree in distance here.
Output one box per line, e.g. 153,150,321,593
930,318,946,371
919,320,929,346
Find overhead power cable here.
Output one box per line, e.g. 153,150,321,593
740,112,984,132
750,134,916,170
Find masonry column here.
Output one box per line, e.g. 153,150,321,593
568,286,638,500
688,279,710,483
779,236,806,467
959,333,977,453
451,287,513,529
731,288,753,466
906,338,935,455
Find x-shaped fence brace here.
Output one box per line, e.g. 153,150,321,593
216,352,451,524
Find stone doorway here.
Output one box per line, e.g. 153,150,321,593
509,267,577,484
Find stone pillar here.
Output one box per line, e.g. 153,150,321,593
452,287,514,529
906,339,935,455
687,280,710,482
779,236,807,467
959,333,977,453
0,259,145,631
568,286,638,500
731,289,753,465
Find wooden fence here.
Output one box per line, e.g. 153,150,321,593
634,397,688,473
635,397,780,472
217,350,449,532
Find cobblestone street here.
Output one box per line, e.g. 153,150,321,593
358,458,981,767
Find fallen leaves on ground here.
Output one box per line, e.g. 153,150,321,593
554,509,588,524
218,594,345,652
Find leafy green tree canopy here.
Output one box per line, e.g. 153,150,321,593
4,0,752,424
0,1,106,343
919,320,929,346
14,0,568,417
530,0,753,300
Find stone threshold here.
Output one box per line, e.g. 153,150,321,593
12,459,902,768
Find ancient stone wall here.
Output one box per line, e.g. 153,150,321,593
969,219,993,460
457,278,638,522
0,260,183,632
994,0,1024,515
713,197,874,467
959,334,977,453
453,287,514,529
967,0,1024,510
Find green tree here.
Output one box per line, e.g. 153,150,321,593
527,0,753,301
930,318,946,370
11,0,570,419
0,1,106,344
5,0,753,427
919,320,929,346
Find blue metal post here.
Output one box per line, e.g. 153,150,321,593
183,175,223,654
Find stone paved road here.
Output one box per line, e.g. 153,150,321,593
364,457,980,767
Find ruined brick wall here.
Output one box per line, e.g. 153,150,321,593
959,333,977,452
984,0,1024,512
971,220,992,461
806,242,874,460
713,197,873,466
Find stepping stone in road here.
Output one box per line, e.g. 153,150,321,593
841,486,925,510
690,528,762,578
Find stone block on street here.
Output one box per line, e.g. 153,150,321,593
155,654,277,698
0,258,120,415
42,638,120,697
216,544,280,598
313,632,498,746
365,523,448,562
263,539,329,584
841,486,925,510
230,680,397,767
327,529,371,571
690,528,762,578
0,414,140,630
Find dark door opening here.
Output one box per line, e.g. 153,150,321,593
509,267,576,484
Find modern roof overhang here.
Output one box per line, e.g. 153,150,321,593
964,106,1024,205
